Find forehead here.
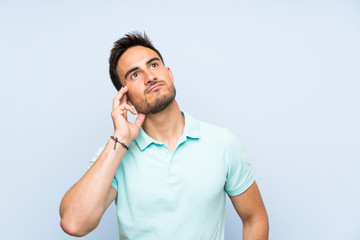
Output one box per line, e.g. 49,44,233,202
116,46,160,77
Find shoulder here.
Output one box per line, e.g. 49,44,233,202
183,111,242,149
195,118,239,146
195,115,233,135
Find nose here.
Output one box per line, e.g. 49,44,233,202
145,70,157,85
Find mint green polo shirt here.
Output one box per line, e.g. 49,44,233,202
90,112,254,240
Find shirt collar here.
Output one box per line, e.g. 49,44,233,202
135,111,200,151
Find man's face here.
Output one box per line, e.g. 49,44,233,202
116,46,176,114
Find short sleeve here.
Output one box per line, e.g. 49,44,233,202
88,144,118,192
224,133,255,196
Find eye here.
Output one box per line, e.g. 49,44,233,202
130,72,139,79
150,62,158,68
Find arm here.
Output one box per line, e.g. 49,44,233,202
59,86,145,237
229,181,269,240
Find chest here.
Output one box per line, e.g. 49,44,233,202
116,141,227,211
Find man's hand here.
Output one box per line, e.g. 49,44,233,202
111,86,145,145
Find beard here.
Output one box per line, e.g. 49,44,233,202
131,82,176,115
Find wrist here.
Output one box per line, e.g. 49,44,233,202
112,132,131,146
110,136,130,150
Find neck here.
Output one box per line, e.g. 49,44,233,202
142,100,184,150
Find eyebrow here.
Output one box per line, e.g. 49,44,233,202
124,57,161,80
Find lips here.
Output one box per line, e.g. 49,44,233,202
147,83,164,93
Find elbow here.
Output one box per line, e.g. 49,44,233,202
59,202,102,236
60,216,94,237
243,213,269,238
250,213,269,229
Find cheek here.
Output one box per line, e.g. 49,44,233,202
127,87,144,102
127,91,136,103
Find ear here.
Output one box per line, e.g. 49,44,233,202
167,67,174,83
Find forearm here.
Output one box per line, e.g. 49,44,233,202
243,216,269,240
59,137,128,236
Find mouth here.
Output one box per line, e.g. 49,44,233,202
147,83,164,93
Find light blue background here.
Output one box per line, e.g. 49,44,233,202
1,1,359,239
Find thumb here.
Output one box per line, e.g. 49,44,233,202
134,113,146,128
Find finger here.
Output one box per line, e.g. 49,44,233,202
134,113,146,128
112,86,128,110
111,107,124,120
114,104,136,118
113,87,124,110
126,105,137,115
121,86,129,105
123,92,127,104
127,96,134,106
119,104,137,115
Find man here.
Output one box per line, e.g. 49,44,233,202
59,32,269,239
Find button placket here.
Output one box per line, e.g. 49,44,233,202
167,148,176,177
166,137,187,177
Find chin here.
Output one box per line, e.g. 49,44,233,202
135,87,176,115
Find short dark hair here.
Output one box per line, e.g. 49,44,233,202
109,31,164,91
